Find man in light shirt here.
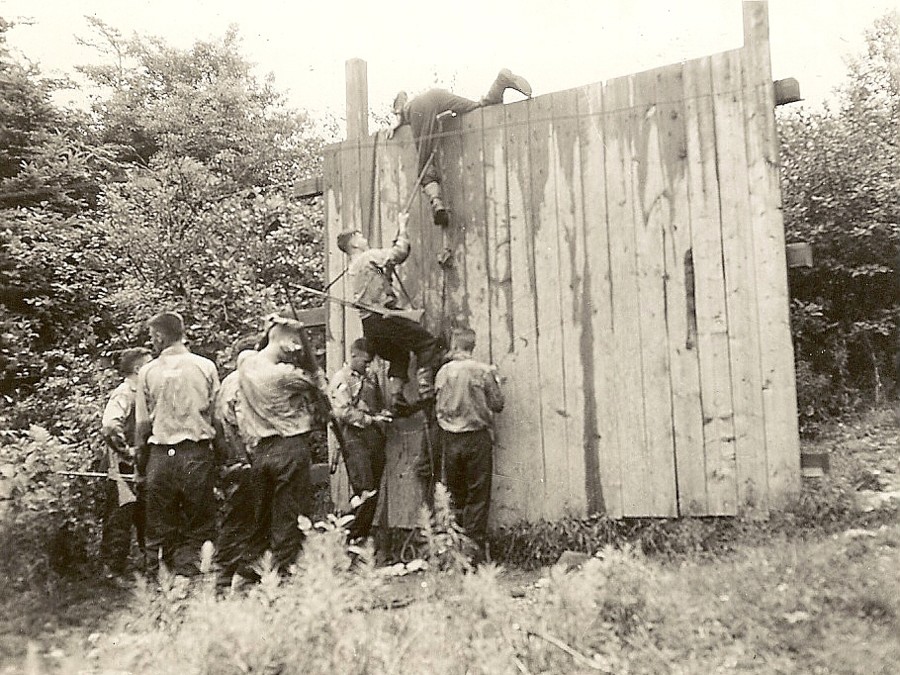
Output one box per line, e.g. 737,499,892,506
99,347,151,579
135,311,219,578
434,328,504,560
236,313,323,574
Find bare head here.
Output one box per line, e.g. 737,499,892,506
337,229,368,255
117,347,152,377
147,311,185,353
392,90,409,115
262,313,306,360
349,337,374,375
450,327,476,354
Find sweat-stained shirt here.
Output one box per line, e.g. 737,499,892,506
234,349,319,451
347,234,410,319
213,369,247,464
434,353,505,433
135,343,219,446
102,379,138,451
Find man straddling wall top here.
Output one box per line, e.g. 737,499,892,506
99,346,152,579
434,328,504,561
336,211,442,413
329,338,392,543
388,69,532,227
235,313,323,574
135,312,220,578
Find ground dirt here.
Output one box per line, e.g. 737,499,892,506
1,404,898,674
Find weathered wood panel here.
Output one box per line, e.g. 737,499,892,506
501,100,547,522
576,82,624,518
683,56,739,515
551,89,589,516
712,48,769,516
742,1,801,508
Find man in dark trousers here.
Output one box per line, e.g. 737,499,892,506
135,312,220,578
235,313,323,574
99,347,151,579
329,338,392,543
388,68,532,226
336,211,442,413
434,328,504,560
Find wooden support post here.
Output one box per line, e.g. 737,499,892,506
345,58,369,140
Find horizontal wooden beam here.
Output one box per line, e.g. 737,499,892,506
294,175,324,199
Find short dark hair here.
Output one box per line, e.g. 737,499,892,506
117,347,151,375
147,311,184,341
450,327,476,353
336,230,359,254
350,338,371,355
392,90,408,114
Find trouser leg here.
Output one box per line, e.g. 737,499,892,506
144,450,179,578
216,465,258,581
344,428,385,540
462,430,493,549
257,435,311,574
441,430,468,524
99,480,134,574
171,451,218,577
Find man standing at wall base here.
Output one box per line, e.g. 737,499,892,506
434,328,504,561
99,347,151,579
235,313,322,574
135,312,220,579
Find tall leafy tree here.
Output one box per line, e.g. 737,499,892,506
779,11,900,419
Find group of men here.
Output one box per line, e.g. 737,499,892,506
97,68,528,582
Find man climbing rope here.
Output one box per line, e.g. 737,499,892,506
388,68,532,227
336,211,442,414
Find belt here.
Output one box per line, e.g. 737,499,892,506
149,439,212,457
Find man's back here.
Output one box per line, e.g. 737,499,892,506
435,355,504,433
136,344,218,446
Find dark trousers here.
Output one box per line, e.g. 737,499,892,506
215,464,257,581
408,90,482,184
441,428,493,548
249,434,312,574
362,315,440,380
145,441,217,577
99,477,145,573
343,426,386,540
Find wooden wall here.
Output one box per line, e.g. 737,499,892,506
324,1,800,522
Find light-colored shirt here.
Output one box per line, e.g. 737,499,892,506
135,343,219,446
235,349,318,450
348,235,410,318
102,379,137,446
329,363,384,429
214,370,246,463
434,353,505,433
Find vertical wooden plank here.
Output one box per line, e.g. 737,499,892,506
503,99,547,522
324,144,351,509
742,1,801,508
577,82,624,518
711,48,769,516
341,139,364,365
683,56,738,515
461,109,492,363
438,115,467,330
550,90,588,516
345,59,368,140
529,94,573,519
630,69,678,517
652,63,707,517
603,74,650,517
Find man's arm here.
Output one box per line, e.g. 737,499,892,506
101,389,132,458
371,212,411,267
133,372,152,476
329,370,374,429
483,367,505,414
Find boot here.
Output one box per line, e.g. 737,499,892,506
423,181,449,227
481,68,533,106
387,377,415,417
416,366,435,402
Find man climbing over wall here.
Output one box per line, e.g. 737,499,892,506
388,68,532,227
336,211,443,414
434,327,504,562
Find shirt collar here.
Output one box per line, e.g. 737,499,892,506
159,342,189,357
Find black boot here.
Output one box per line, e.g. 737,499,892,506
423,181,449,227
